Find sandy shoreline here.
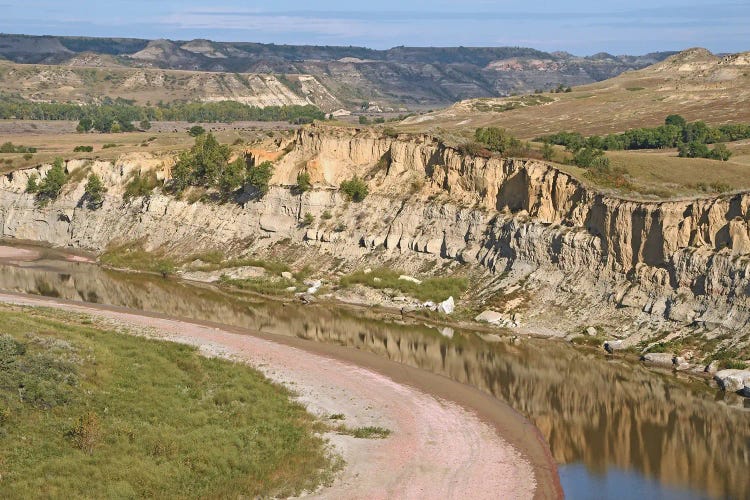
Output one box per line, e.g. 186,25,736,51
0,292,561,499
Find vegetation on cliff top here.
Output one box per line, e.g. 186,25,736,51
169,132,273,199
0,305,338,497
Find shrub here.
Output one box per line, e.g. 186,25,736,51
474,127,522,155
358,116,370,125
73,145,93,152
84,174,107,209
457,141,492,158
296,172,312,193
124,171,159,201
0,142,36,153
76,117,93,133
321,210,332,220
34,158,68,205
188,125,206,137
68,412,101,454
26,174,39,194
302,212,314,226
709,143,732,161
382,127,398,138
219,157,247,197
102,143,118,149
340,176,368,202
23,153,33,160
139,119,152,131
541,142,555,161
246,161,274,196
170,133,231,192
572,147,610,168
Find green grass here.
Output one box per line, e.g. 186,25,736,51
334,425,391,439
339,268,467,302
219,276,297,296
100,242,176,276
0,305,337,498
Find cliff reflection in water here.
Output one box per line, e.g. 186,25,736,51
1,259,748,499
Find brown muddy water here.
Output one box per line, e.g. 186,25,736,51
0,244,748,499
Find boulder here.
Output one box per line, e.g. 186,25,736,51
586,326,597,336
281,271,294,280
714,369,750,392
399,275,422,284
439,327,454,338
704,361,720,374
673,356,691,371
604,340,625,353
304,279,322,294
641,352,675,368
437,296,455,314
299,293,316,304
475,310,505,325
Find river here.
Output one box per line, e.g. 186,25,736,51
0,243,747,499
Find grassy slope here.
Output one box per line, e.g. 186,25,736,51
0,305,335,498
395,50,750,199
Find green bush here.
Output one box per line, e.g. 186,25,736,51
457,141,492,158
170,133,231,192
296,172,312,193
83,174,107,209
302,212,314,226
219,157,247,197
572,147,610,168
247,161,274,196
474,127,521,155
73,145,93,152
25,174,39,194
541,142,555,161
124,171,159,201
340,176,368,202
33,158,68,205
188,125,206,137
0,142,37,153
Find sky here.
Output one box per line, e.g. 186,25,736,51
1,0,748,55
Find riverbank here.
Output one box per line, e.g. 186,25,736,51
0,292,560,499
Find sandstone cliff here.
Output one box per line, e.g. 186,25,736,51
0,125,748,339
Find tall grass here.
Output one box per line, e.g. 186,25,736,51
0,305,337,497
340,268,467,302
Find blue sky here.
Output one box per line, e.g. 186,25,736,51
2,1,748,55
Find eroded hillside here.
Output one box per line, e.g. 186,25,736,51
0,34,675,109
402,48,750,137
0,125,748,356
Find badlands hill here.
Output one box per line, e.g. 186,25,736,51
401,48,750,137
0,34,675,109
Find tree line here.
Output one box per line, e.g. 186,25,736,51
0,95,326,132
536,115,743,161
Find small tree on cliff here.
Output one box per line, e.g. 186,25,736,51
246,161,274,196
33,158,68,206
84,173,107,209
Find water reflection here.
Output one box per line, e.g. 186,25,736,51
0,255,748,499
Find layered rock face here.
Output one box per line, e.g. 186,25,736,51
0,126,748,335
